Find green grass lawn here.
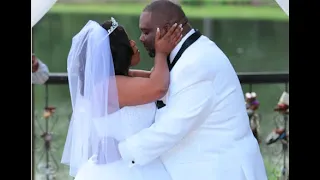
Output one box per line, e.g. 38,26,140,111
50,3,288,21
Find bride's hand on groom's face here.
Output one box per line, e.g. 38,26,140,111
154,23,183,56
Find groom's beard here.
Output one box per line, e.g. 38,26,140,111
148,49,156,58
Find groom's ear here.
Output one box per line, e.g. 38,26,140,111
163,23,171,35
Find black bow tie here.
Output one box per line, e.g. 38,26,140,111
156,100,166,109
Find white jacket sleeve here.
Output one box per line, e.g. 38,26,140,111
118,80,214,166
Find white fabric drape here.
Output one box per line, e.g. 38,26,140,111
275,0,289,16
31,0,57,27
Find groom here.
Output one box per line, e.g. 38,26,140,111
118,1,267,180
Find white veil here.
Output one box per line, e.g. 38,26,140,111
61,19,122,177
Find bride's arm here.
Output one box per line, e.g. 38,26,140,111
117,24,182,107
117,53,168,106
128,69,152,78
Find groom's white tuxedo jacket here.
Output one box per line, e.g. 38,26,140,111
119,29,267,180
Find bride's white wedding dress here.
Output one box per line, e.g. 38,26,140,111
74,102,172,180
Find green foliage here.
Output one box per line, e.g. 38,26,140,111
50,3,288,21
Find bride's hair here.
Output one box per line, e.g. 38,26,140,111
101,20,133,76
78,20,133,96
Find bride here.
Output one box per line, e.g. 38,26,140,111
61,18,182,180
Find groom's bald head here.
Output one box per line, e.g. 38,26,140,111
143,0,187,27
139,0,189,57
